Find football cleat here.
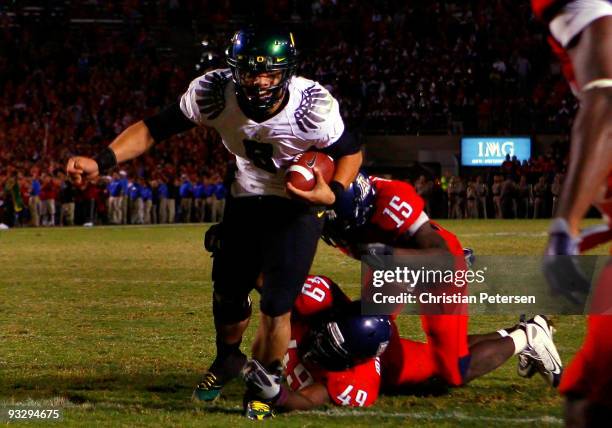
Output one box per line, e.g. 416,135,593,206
522,315,563,387
245,400,275,420
193,350,248,402
516,314,537,378
193,372,223,402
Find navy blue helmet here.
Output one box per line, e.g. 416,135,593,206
303,302,391,371
328,171,376,231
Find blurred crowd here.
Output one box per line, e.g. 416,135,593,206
0,166,228,228
1,143,570,228
411,144,570,220
0,0,578,227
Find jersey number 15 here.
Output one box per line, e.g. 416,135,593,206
382,196,413,228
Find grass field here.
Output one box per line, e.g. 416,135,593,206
0,220,608,427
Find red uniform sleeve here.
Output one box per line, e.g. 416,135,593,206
370,177,428,237
293,275,349,317
531,0,566,21
325,358,381,407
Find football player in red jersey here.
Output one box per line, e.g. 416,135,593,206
241,275,390,418
281,275,554,406
321,173,563,388
532,1,612,425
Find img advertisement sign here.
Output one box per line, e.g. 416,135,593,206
461,137,531,166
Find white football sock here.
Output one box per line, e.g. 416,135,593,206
509,329,528,355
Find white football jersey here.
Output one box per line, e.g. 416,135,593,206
179,68,345,197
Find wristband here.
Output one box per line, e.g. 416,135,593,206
93,147,118,174
329,180,344,207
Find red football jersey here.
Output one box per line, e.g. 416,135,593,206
333,177,464,257
369,177,428,236
340,177,428,249
531,0,569,20
284,275,381,407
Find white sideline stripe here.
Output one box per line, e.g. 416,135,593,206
2,277,207,284
294,409,563,424
286,165,314,182
460,232,547,238
0,399,563,424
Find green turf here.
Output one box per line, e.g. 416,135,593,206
0,220,607,427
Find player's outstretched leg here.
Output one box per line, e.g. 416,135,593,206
464,317,527,383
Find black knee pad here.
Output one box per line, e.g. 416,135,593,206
212,292,252,324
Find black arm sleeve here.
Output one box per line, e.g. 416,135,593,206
143,102,196,142
319,130,361,160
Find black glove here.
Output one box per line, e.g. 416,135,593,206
351,242,395,271
204,223,223,255
353,242,395,257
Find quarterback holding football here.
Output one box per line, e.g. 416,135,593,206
66,26,363,414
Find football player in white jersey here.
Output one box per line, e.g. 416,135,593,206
66,26,362,415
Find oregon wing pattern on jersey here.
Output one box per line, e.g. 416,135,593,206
195,69,231,120
294,84,334,133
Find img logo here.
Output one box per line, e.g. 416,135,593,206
461,137,531,166
477,140,515,158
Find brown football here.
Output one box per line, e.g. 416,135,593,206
285,151,335,192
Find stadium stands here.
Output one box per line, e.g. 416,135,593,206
0,1,576,226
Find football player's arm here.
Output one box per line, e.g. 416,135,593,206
287,130,362,205
393,222,452,256
277,383,330,410
356,222,451,258
67,104,195,185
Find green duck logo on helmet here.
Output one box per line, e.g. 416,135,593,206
226,26,298,114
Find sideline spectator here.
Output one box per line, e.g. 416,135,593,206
58,171,75,226
40,173,57,226
501,175,517,219
108,172,122,225
551,173,564,216
492,175,503,219
533,176,549,219
517,175,531,219
29,174,41,227
466,180,478,219
179,174,193,223
141,178,153,224
475,176,489,219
